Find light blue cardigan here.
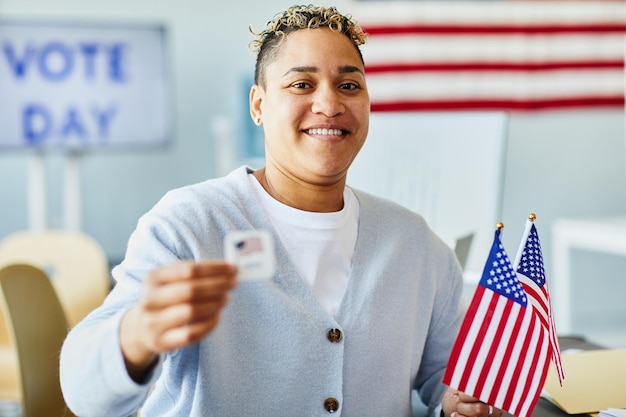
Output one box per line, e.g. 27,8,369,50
60,166,465,417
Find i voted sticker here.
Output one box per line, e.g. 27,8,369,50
224,230,276,281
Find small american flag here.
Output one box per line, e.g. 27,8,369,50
513,218,565,385
235,236,263,256
443,228,551,417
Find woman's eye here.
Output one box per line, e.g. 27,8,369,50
339,82,358,90
292,82,311,89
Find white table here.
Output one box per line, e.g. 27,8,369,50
551,216,626,334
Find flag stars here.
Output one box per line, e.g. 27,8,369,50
481,232,530,306
518,225,548,288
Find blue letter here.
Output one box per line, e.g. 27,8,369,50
22,104,51,145
60,107,86,140
3,42,35,79
79,43,99,80
38,42,74,82
108,43,127,82
91,105,117,141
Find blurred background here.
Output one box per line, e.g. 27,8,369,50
0,0,624,353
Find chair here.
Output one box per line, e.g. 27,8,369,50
0,340,19,400
0,229,111,405
0,229,111,327
0,263,76,417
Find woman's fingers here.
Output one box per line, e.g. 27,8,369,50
133,261,239,352
141,261,237,307
450,390,502,417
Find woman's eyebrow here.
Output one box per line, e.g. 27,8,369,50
283,66,317,76
283,65,364,77
339,65,364,75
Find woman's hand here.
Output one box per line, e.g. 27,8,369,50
119,261,238,381
442,387,504,417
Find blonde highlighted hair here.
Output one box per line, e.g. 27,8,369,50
249,4,368,87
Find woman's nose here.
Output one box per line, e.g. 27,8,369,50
311,86,345,117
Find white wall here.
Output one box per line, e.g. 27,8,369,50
502,110,626,347
0,0,624,345
0,0,304,260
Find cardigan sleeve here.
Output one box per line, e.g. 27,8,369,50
414,249,466,417
59,190,191,417
59,296,163,417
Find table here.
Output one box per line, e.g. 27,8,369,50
551,216,626,334
411,336,603,417
529,336,602,417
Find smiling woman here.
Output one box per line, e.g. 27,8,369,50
249,26,371,212
58,5,483,417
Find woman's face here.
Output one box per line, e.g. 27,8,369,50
250,27,370,187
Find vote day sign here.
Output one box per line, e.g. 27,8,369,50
0,21,172,150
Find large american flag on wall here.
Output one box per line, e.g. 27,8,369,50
350,1,626,111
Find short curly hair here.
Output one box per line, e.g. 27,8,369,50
249,4,368,88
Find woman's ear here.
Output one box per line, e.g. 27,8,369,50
249,84,263,126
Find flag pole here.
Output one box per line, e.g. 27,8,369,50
514,213,535,267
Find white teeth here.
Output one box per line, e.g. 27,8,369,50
306,128,343,136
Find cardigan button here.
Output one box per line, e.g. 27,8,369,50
324,397,339,413
327,328,342,343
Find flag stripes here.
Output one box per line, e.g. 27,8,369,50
548,308,565,384
366,61,624,74
351,1,626,111
521,280,551,328
445,287,548,416
503,323,549,417
369,97,623,112
362,23,626,35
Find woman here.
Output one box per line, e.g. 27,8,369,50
60,5,501,417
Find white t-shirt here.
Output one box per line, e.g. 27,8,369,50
249,174,359,316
